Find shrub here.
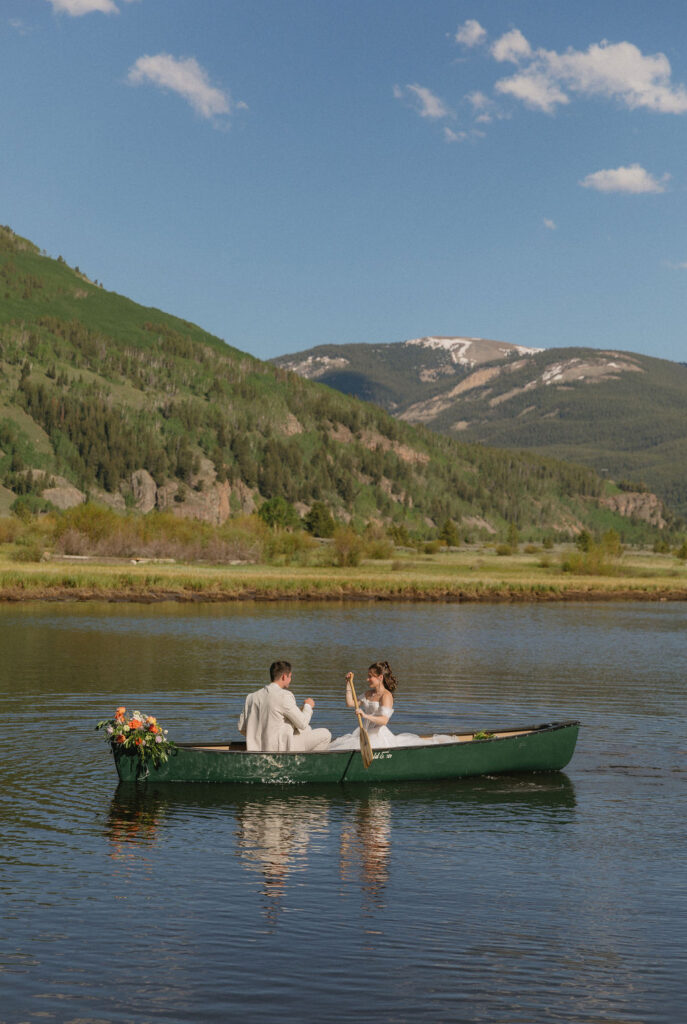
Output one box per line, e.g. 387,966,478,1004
263,528,316,565
575,529,593,552
304,501,335,538
258,496,299,529
387,523,411,546
496,543,513,556
0,517,21,544
10,539,44,562
363,537,394,559
331,526,364,567
439,518,460,547
561,540,622,575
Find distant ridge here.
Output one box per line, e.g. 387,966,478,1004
274,337,687,517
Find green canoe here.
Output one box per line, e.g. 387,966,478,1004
112,720,579,784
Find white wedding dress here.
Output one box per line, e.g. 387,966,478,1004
328,697,455,751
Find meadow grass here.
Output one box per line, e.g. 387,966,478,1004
1,547,685,603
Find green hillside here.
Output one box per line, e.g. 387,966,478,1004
0,226,669,541
274,337,687,517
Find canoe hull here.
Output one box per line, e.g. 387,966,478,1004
112,721,579,784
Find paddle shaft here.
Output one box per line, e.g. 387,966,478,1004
346,672,365,730
346,671,373,768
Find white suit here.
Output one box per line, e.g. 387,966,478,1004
238,683,331,752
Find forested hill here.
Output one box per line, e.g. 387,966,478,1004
0,226,669,540
274,336,687,517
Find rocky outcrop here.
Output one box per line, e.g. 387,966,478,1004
37,473,85,510
600,491,667,529
124,462,257,524
130,469,157,513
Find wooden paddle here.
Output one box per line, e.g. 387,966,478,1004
346,671,373,769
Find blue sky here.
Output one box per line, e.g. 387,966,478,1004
2,1,686,364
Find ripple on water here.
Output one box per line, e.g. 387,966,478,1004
0,601,685,1024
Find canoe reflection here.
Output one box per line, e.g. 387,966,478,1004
106,774,576,913
340,794,391,904
106,787,166,856
235,795,330,922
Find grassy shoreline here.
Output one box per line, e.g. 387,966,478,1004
2,549,686,603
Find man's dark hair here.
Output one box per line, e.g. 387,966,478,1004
270,660,292,681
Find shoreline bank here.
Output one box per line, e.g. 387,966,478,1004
2,550,686,604
2,580,686,604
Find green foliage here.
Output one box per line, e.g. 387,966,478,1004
257,496,299,529
0,227,673,543
387,523,411,546
331,526,364,567
276,339,687,517
439,518,460,547
506,522,519,548
561,531,624,575
96,707,176,773
576,530,593,552
304,501,336,538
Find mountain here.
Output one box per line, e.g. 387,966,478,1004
274,336,687,517
0,226,669,539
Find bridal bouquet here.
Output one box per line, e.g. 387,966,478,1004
96,706,176,769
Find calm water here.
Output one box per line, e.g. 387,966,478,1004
1,601,685,1024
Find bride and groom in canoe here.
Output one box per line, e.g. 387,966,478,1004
238,659,452,754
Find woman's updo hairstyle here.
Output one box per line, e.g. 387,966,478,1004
369,660,397,693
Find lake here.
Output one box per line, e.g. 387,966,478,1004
1,600,685,1023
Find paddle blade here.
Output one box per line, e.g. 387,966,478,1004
359,724,374,769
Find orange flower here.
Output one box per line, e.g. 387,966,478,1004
114,713,125,723
147,716,157,725
129,718,142,730
116,706,126,715
115,734,126,744
135,737,143,746
149,724,159,734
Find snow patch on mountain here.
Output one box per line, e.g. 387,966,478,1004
404,336,542,367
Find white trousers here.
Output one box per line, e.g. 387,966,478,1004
291,727,332,752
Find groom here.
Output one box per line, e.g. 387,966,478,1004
238,660,331,752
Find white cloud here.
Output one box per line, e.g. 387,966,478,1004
456,19,486,48
543,219,557,230
492,36,687,115
466,89,512,123
495,69,569,113
128,54,234,119
47,0,138,14
579,164,669,194
444,127,467,143
394,83,451,119
491,29,532,64
545,40,687,113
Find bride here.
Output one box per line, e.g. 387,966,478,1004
328,661,453,751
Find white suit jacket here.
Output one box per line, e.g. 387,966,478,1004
238,683,314,752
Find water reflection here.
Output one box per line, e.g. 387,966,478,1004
235,794,330,925
106,787,166,856
106,775,576,918
340,793,392,906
